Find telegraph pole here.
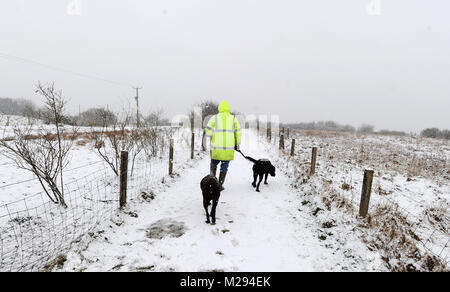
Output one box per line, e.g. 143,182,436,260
134,87,142,128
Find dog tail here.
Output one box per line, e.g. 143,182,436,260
244,156,258,164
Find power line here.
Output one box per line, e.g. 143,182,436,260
0,51,134,88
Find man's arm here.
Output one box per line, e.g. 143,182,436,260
234,117,242,150
205,115,215,137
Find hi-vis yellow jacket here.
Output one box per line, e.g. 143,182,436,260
205,101,242,161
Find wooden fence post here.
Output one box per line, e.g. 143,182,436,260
169,139,174,175
310,147,317,175
359,170,374,218
279,134,285,150
287,128,290,139
290,139,295,156
202,131,206,151
119,151,129,209
267,128,271,142
191,132,195,159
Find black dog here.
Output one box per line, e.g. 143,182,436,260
244,156,276,192
200,175,222,225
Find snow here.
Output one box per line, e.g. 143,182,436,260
61,130,382,272
0,146,105,205
1,123,447,271
0,123,198,271
276,130,449,270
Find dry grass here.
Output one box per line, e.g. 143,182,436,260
76,139,89,146
321,183,354,212
290,129,450,183
423,204,449,233
276,132,449,271
360,203,447,272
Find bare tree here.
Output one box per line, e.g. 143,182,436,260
357,124,375,134
37,82,70,205
22,101,39,125
421,128,442,139
76,107,117,127
145,108,168,126
0,83,74,207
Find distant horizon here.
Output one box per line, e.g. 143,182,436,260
0,95,441,135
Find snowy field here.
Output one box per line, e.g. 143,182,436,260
0,116,198,271
0,118,448,271
274,129,449,271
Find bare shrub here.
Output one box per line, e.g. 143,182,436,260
92,109,173,177
140,125,173,160
92,112,131,176
321,184,354,212
0,83,74,207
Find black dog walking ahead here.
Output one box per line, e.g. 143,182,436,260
237,150,276,192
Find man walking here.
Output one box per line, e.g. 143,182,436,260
204,101,242,189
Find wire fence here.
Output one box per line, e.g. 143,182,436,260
376,196,450,266
262,128,450,268
0,130,197,271
0,161,104,190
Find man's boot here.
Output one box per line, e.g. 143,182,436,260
219,172,227,191
210,164,217,177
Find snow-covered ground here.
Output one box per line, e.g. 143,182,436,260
60,130,383,272
274,130,449,271
0,118,198,271
1,121,448,271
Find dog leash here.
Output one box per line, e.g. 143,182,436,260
237,149,254,163
236,149,246,159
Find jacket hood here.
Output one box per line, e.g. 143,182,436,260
218,101,230,113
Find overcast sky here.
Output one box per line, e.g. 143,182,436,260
0,0,449,132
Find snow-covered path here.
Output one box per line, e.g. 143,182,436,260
63,131,368,272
